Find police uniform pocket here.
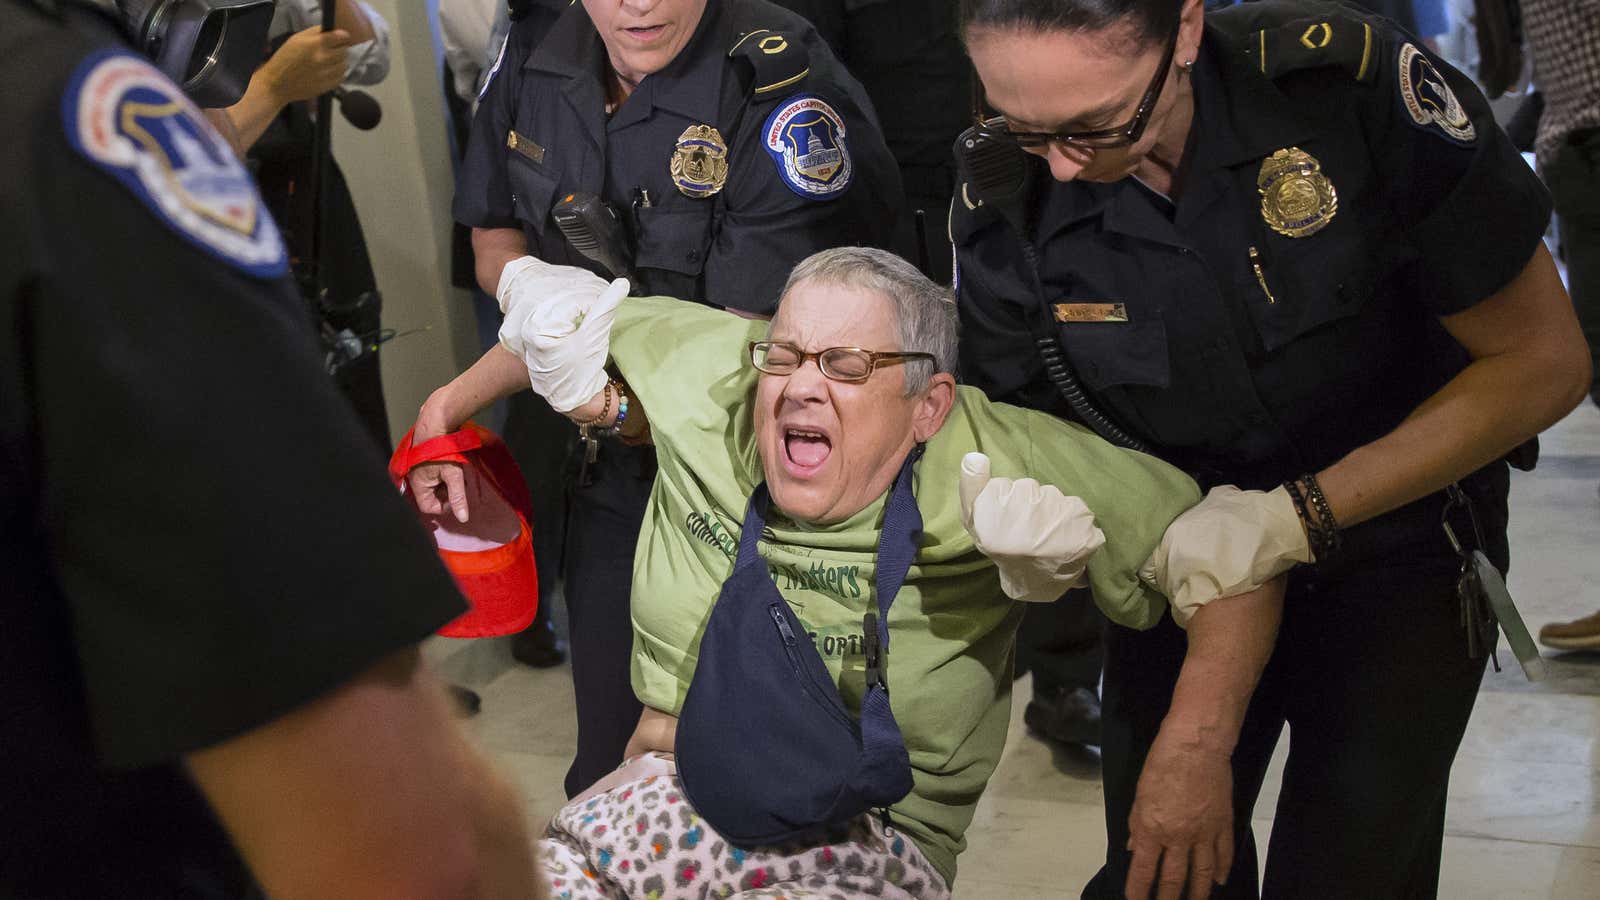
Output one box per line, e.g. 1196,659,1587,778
1054,317,1171,391
1245,235,1385,353
506,160,559,236
635,204,713,277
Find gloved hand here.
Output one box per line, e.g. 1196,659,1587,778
495,256,630,414
1139,485,1312,627
958,452,1106,603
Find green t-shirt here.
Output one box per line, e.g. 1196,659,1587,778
609,296,1200,886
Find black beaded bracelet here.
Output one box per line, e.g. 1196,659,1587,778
1284,473,1342,562
1301,473,1343,558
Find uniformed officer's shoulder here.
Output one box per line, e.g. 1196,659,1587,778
11,2,290,280
1222,0,1482,147
1219,0,1384,86
2,0,114,88
724,0,817,99
4,0,122,178
724,0,864,200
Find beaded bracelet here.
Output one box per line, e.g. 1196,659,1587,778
1301,473,1343,558
600,386,630,437
1283,473,1342,562
573,381,614,427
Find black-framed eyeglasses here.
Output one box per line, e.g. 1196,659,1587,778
971,16,1183,151
748,341,935,384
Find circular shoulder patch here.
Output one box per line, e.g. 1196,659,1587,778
62,50,287,278
1396,42,1476,145
761,95,853,200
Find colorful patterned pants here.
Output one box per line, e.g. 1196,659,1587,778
539,753,950,900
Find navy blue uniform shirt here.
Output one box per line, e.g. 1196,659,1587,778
953,0,1551,572
1,2,464,892
455,0,903,312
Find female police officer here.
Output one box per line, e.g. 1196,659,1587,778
430,0,902,800
950,0,1590,897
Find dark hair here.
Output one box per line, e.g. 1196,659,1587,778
960,0,1181,48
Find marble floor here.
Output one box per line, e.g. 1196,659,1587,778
424,404,1600,900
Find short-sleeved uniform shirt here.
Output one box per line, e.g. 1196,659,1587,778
604,296,1201,885
455,0,904,312
953,0,1551,574
0,4,464,893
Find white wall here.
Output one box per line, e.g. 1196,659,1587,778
333,0,480,444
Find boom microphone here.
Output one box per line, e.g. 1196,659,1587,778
334,88,382,130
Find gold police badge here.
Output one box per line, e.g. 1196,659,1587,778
1256,147,1338,238
670,124,729,199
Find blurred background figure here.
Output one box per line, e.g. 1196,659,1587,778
1523,0,1600,651
224,0,395,452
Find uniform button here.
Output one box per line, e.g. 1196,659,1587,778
511,193,519,205
685,249,700,264
1086,362,1101,378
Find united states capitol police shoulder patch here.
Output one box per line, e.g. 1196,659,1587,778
762,95,852,200
62,50,287,278
1395,42,1476,145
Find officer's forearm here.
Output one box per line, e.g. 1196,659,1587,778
1313,243,1588,530
417,345,530,441
471,227,531,298
1159,578,1283,757
186,650,545,900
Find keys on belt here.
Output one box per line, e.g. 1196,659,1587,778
1441,485,1546,681
578,425,599,486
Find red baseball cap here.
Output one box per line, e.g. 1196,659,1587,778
390,423,539,638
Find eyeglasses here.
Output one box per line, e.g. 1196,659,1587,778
971,16,1182,151
748,341,935,384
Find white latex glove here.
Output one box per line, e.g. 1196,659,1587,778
1140,485,1312,628
494,255,630,413
958,452,1106,603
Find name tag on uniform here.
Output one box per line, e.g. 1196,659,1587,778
506,130,545,164
1053,303,1129,323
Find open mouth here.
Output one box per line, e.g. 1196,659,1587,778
782,427,832,476
623,24,667,42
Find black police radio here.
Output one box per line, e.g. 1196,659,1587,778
956,123,1150,454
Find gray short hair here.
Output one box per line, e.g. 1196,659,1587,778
776,247,959,394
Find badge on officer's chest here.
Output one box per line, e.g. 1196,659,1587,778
671,124,730,199
1256,147,1338,238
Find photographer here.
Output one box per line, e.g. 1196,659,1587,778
228,0,394,451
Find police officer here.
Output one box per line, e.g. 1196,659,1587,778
952,0,1588,897
443,0,902,798
1,1,542,894
771,0,970,283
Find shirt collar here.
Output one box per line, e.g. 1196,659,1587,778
526,0,726,127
